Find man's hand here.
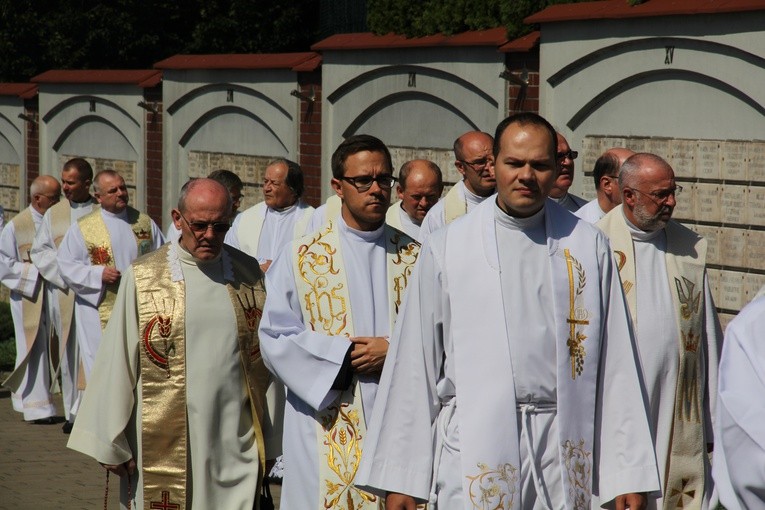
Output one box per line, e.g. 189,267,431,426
350,336,388,375
101,458,136,477
101,267,121,284
260,260,273,273
615,492,646,510
385,492,417,509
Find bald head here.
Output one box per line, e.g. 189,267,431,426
397,159,444,223
30,175,61,214
592,147,635,212
454,131,495,197
174,178,232,260
620,153,678,231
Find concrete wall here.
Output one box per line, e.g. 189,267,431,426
0,97,27,218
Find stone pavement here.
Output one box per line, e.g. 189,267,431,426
0,388,281,509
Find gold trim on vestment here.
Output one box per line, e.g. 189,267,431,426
292,221,419,510
564,249,588,380
443,183,468,225
561,439,592,510
465,462,519,510
79,207,153,329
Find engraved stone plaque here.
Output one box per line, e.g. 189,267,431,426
670,139,695,178
692,225,719,265
648,138,671,161
749,187,765,227
694,183,720,223
719,270,745,311
581,137,601,175
742,273,765,304
722,141,747,181
747,142,765,181
744,230,765,271
696,141,721,179
672,183,695,221
718,227,747,268
626,137,648,153
706,267,721,304
719,184,748,225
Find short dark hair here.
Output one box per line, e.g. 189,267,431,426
93,169,121,194
493,113,557,161
399,160,443,191
592,153,621,189
207,169,242,192
63,158,93,182
267,158,304,198
331,134,392,179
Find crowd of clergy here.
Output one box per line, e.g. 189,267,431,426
0,111,760,509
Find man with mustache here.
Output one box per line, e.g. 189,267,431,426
549,132,587,212
225,158,313,273
259,134,420,509
30,157,98,432
386,159,443,241
68,178,281,510
598,153,721,509
420,131,495,240
57,170,164,389
356,113,659,509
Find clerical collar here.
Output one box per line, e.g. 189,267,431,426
338,214,385,242
622,209,665,242
30,205,44,222
269,201,299,215
174,238,223,265
399,202,421,226
493,201,545,231
463,182,488,207
71,196,95,208
102,208,128,220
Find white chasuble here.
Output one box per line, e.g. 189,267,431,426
228,200,313,262
356,199,660,509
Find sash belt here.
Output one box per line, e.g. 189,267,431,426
519,402,557,510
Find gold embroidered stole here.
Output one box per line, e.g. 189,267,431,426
2,209,45,393
443,182,468,225
292,221,418,510
79,207,153,329
598,207,706,509
135,244,269,510
384,202,404,232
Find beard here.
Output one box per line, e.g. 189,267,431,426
633,203,670,231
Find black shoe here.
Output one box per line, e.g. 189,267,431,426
62,422,74,434
32,417,57,425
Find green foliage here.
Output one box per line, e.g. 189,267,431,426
368,0,591,39
0,0,321,82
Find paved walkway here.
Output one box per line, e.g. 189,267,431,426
0,388,281,509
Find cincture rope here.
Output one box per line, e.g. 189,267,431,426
104,469,132,510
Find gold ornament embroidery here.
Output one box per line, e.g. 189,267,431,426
614,250,633,294
141,292,176,378
298,227,348,336
235,284,263,361
668,477,697,509
677,341,701,423
390,232,419,314
466,462,519,510
562,439,592,510
320,402,378,509
564,249,588,379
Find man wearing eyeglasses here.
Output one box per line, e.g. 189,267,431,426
598,153,721,510
0,175,61,424
30,157,98,433
419,131,495,240
575,147,635,224
549,133,587,212
57,170,164,389
226,158,313,273
69,178,281,510
386,159,443,241
259,134,420,510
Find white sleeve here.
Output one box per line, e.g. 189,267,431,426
31,211,66,289
57,223,104,307
0,222,40,298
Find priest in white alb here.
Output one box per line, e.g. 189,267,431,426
419,131,495,240
259,135,420,510
385,159,443,241
57,170,163,385
0,176,61,423
225,158,313,272
598,153,721,510
356,113,659,510
30,158,97,430
68,178,281,510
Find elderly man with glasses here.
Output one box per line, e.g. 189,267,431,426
68,178,281,510
597,152,721,510
259,134,420,510
549,132,588,212
420,130,495,240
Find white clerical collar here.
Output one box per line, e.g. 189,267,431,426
622,209,665,242
268,201,299,216
169,238,233,282
70,197,95,209
462,181,487,207
102,208,128,220
338,214,385,242
30,205,44,222
493,201,545,231
399,203,421,226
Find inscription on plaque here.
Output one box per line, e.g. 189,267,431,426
694,183,720,223
670,139,695,178
672,183,694,221
707,268,721,304
692,225,719,265
748,187,765,227
719,270,745,311
722,141,747,180
718,228,747,268
626,138,648,154
742,272,765,302
720,185,748,225
648,138,671,161
744,230,765,272
748,142,765,181
697,141,721,179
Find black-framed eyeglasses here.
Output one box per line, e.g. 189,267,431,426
339,175,397,192
179,211,231,234
458,157,492,171
556,150,578,161
627,185,683,203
